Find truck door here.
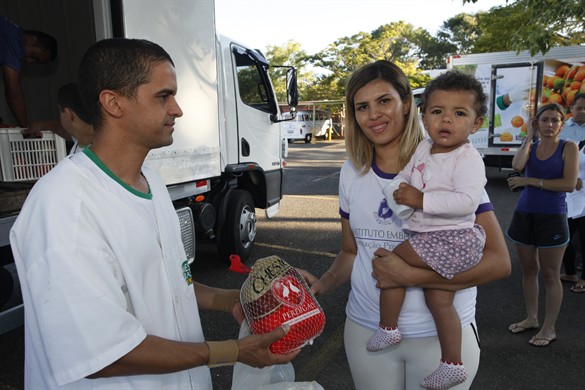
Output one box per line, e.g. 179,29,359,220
491,63,541,148
231,45,282,172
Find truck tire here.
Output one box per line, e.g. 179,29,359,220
218,190,256,262
304,134,312,143
0,266,14,309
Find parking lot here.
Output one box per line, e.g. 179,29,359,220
1,139,584,389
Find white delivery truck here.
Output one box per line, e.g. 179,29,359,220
447,45,585,168
0,0,297,332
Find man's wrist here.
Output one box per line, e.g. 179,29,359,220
211,289,240,312
206,340,239,367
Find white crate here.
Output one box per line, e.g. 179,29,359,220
0,128,67,181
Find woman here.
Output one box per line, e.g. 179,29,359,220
506,102,578,346
301,60,511,389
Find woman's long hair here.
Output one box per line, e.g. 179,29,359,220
344,60,422,174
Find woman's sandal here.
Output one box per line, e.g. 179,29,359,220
570,283,585,293
508,322,539,334
560,274,579,283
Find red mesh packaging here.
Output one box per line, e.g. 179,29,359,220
240,255,326,354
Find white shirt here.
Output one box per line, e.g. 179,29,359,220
562,118,585,143
339,159,477,337
10,151,212,389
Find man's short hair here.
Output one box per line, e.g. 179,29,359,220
78,38,174,130
24,30,58,61
571,93,585,107
58,82,91,124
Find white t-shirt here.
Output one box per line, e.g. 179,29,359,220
10,150,212,389
339,158,479,338
562,118,585,143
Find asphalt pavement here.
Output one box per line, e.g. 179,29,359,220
0,139,583,390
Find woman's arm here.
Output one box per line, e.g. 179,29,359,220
511,117,537,172
372,210,511,291
303,218,357,295
509,141,579,192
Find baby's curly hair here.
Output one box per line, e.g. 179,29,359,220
421,71,488,118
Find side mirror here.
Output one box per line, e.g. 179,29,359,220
286,67,298,108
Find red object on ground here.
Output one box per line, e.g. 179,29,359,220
229,255,252,274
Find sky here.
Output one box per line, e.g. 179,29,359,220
215,0,510,55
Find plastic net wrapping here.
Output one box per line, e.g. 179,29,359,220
240,255,326,354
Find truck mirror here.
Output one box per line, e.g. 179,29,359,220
286,68,298,108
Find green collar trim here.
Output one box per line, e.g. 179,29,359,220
83,147,152,200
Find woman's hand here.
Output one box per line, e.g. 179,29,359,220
525,116,538,140
295,268,321,295
371,248,412,289
507,174,527,191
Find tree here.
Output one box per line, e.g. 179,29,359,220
265,40,316,102
437,13,480,54
464,0,585,55
411,29,456,69
310,22,431,97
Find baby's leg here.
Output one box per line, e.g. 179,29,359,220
425,289,461,362
393,240,433,270
367,287,404,351
420,289,467,389
367,240,426,352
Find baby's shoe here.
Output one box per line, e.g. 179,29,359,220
366,324,401,351
420,360,468,390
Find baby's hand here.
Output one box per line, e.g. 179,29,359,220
393,183,423,209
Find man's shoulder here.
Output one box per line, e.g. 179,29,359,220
0,16,24,70
28,158,88,199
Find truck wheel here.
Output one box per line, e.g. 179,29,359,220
0,266,14,309
218,190,256,262
304,134,312,143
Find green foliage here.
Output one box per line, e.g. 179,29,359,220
438,13,480,54
263,0,584,103
266,40,316,103
465,0,585,55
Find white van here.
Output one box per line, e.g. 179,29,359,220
281,110,332,143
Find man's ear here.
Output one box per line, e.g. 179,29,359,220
99,90,123,118
62,107,76,123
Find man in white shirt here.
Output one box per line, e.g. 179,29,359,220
10,38,298,389
562,93,585,143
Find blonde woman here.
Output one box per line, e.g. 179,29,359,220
300,61,511,389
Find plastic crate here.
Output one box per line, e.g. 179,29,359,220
0,128,67,181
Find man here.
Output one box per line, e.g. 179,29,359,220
561,93,585,290
24,82,94,153
562,93,585,144
57,82,94,154
10,38,298,389
0,15,57,127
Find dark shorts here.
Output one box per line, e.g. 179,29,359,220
506,211,569,248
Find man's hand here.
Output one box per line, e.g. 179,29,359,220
21,120,67,139
236,325,301,368
232,302,245,325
